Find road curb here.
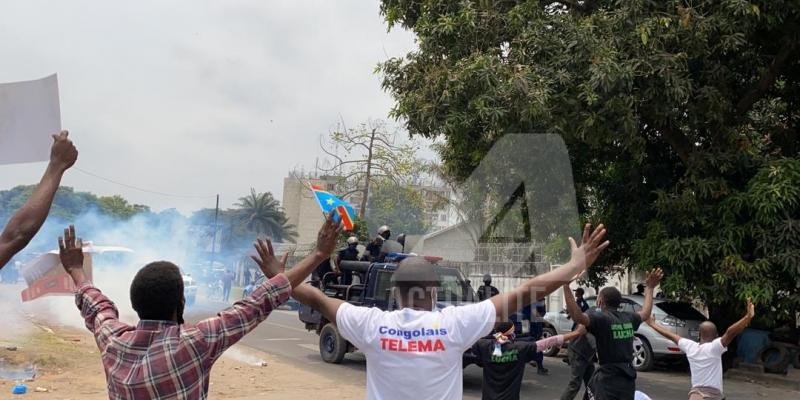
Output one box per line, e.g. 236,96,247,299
725,367,800,391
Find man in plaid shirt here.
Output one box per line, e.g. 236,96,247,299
58,218,341,400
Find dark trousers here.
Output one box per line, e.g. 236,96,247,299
223,284,232,302
560,347,595,400
586,364,636,400
530,322,545,366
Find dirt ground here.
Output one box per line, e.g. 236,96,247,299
0,288,363,399
0,325,365,399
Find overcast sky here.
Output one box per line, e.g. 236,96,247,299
0,0,419,214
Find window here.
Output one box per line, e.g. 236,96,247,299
656,302,706,321
373,270,393,302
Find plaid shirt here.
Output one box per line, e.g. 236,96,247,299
75,273,291,400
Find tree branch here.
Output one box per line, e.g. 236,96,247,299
736,39,796,115
659,124,693,166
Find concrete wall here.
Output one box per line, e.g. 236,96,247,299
282,177,326,245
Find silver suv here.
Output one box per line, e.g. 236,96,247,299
544,295,706,371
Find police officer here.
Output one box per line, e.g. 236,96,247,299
335,236,360,285
396,233,406,252
477,273,500,301
364,225,391,262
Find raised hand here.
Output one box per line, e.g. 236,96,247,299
569,223,610,271
251,238,290,279
645,267,664,289
50,131,78,172
58,225,85,283
315,213,343,256
745,298,755,320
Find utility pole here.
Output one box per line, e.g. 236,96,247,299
210,194,219,268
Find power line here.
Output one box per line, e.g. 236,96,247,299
73,167,217,199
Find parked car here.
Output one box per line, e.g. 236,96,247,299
544,294,707,371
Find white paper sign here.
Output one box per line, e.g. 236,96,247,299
0,74,61,165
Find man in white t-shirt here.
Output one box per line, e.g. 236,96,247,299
645,299,755,400
285,224,609,400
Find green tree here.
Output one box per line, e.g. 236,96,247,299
366,179,430,236
234,188,297,243
319,120,420,218
97,195,150,219
378,1,799,327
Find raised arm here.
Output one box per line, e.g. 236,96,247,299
251,219,346,323
490,224,609,319
60,225,130,350
645,314,682,345
0,132,77,268
196,226,301,360
721,299,755,347
563,283,591,327
637,268,663,322
250,215,341,288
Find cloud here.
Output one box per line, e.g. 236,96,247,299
0,0,417,213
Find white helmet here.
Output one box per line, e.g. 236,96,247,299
377,225,390,235
346,236,359,245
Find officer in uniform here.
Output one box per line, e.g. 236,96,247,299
364,225,391,262
335,236,360,285
477,274,500,300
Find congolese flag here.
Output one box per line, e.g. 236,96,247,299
310,184,356,231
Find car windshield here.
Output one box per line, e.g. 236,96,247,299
656,301,706,321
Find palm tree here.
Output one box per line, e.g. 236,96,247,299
235,188,298,243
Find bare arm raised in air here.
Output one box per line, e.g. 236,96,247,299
563,282,591,327
720,299,755,347
195,219,342,361
0,132,77,269
645,315,683,345
250,214,342,288
251,215,345,323
637,268,664,322
491,224,609,319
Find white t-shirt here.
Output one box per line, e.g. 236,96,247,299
634,391,653,400
678,337,727,392
336,301,497,400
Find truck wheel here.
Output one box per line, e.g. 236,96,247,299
319,323,347,364
633,336,654,372
542,327,560,357
759,345,790,374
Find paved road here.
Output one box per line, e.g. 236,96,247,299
186,300,794,399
